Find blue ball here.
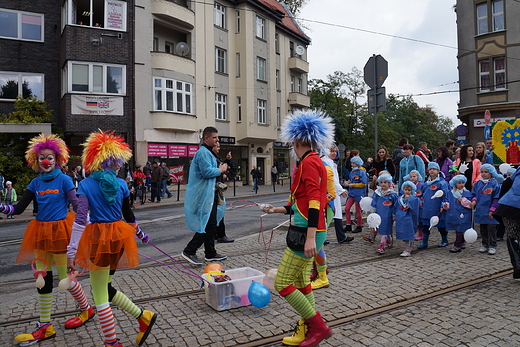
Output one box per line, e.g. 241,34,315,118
248,281,271,308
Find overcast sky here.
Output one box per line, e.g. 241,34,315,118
298,0,460,124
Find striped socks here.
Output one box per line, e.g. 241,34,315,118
111,291,141,318
38,293,53,323
97,303,117,343
67,281,90,311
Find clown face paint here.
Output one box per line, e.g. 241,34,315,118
38,148,56,173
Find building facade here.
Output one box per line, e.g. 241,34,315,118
456,0,520,146
134,0,310,184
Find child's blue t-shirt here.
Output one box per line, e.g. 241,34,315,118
77,177,130,223
27,173,75,222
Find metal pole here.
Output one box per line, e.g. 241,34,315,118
373,54,378,157
176,180,180,201
233,176,236,197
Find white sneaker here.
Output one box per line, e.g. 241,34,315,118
479,246,488,253
400,249,412,257
488,248,496,255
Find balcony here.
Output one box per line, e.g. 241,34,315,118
288,92,310,108
152,112,197,131
288,57,309,74
151,0,194,29
151,52,195,77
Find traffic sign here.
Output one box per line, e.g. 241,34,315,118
364,55,388,89
484,110,491,125
368,87,386,113
484,124,491,139
456,124,468,136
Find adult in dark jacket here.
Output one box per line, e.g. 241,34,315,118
149,161,162,203
391,137,408,183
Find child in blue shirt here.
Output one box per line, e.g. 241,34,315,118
472,164,501,255
404,170,424,241
442,175,473,253
345,156,368,234
368,174,398,253
417,162,450,249
395,181,420,257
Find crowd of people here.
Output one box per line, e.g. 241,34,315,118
1,114,520,347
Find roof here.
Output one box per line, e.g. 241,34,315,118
256,0,309,42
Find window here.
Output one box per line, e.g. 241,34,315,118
215,93,227,120
0,72,44,100
477,3,488,35
153,77,193,114
215,47,227,73
165,42,174,54
63,0,127,30
66,61,125,94
494,57,506,89
298,78,302,93
275,70,280,90
237,96,242,122
214,3,225,28
257,57,266,81
257,99,266,124
290,75,295,92
0,9,44,42
153,37,158,51
236,10,240,33
276,107,281,128
256,16,265,39
492,0,504,32
479,60,490,92
479,57,506,92
289,41,294,57
275,33,279,53
236,53,241,77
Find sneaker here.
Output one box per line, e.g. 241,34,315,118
400,249,412,257
182,252,203,265
352,225,363,233
14,322,56,346
339,236,354,244
376,243,386,254
136,310,157,346
460,242,466,249
449,246,461,253
104,339,124,347
216,237,234,243
64,306,96,329
488,248,496,255
343,225,352,232
479,246,489,253
204,254,227,261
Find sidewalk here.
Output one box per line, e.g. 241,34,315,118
0,182,291,225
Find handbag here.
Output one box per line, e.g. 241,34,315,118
215,181,227,205
286,225,307,251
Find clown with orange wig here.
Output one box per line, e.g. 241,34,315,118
0,134,95,346
66,130,157,347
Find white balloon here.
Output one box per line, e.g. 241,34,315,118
499,163,512,175
429,216,439,230
431,190,444,199
360,197,373,212
464,228,478,243
458,162,468,174
367,213,381,229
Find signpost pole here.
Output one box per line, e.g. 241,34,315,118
373,54,378,157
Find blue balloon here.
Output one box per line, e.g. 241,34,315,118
248,281,271,308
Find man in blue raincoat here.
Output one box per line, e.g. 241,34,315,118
182,127,228,265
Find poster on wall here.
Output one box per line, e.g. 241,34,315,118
492,119,520,164
168,145,187,158
168,165,185,183
71,95,124,115
106,0,126,30
148,144,168,157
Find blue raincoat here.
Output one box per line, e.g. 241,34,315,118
418,177,449,227
371,189,398,236
184,146,225,233
394,194,419,241
445,187,473,233
472,179,500,225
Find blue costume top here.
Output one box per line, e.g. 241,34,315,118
498,169,520,209
394,194,419,241
398,155,425,190
184,145,225,233
444,187,473,233
418,177,449,227
371,188,398,236
77,177,129,223
472,179,500,225
27,172,75,222
347,167,367,202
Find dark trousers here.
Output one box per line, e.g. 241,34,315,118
150,181,161,202
216,218,226,239
184,197,218,258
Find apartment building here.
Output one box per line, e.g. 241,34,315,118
456,0,520,146
134,0,310,184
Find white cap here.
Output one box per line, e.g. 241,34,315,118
6,181,12,185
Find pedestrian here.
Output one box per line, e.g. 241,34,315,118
148,161,162,203
472,164,501,255
212,143,234,243
475,141,493,164
455,144,481,191
66,130,157,347
271,165,278,185
493,167,520,278
417,162,450,249
398,144,425,190
395,181,420,257
250,166,261,191
2,181,17,218
132,165,146,205
0,134,95,345
416,141,432,164
442,175,473,253
182,126,228,265
160,162,172,199
404,170,424,241
445,139,456,160
435,146,454,183
368,174,398,252
391,137,408,184
259,109,334,347
143,161,152,191
371,145,395,190
344,156,367,234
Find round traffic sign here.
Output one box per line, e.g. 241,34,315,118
456,124,468,136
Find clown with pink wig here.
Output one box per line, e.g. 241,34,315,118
0,134,95,346
66,130,157,347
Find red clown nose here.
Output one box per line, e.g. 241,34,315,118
41,159,51,167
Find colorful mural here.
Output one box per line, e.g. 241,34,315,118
492,119,520,164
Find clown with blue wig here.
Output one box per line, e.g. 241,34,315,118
442,175,473,253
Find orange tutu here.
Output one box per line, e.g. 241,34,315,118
76,220,139,271
16,211,75,264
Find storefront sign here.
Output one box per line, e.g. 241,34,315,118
219,136,235,144
188,145,199,157
273,142,291,148
106,0,125,30
148,144,167,156
71,95,124,115
474,117,515,128
168,145,187,157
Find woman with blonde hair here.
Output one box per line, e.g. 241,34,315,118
475,141,493,164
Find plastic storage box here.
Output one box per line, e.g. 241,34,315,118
204,267,265,311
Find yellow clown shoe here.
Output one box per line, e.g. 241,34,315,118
311,270,330,289
136,310,158,346
14,322,56,346
282,319,307,346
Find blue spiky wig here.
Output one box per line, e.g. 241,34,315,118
281,109,335,153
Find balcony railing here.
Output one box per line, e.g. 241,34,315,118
288,57,309,74
151,0,194,28
152,112,197,131
288,92,310,108
151,52,195,77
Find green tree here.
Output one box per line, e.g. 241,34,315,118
276,0,309,16
0,96,55,194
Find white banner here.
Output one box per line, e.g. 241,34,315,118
71,95,124,115
106,0,125,30
474,117,515,128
